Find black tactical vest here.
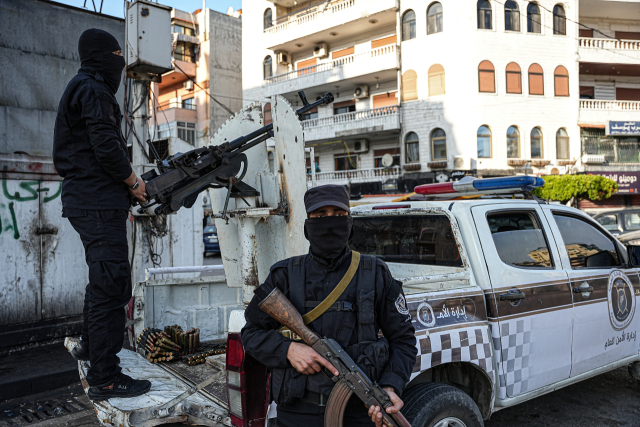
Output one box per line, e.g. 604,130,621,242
270,254,389,406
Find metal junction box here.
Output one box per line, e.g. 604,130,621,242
126,0,172,77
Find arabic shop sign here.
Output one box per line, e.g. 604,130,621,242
607,121,640,136
587,171,640,194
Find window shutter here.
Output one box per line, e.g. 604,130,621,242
332,46,354,59
296,58,317,70
333,100,355,109
478,61,495,93
506,63,522,94
373,93,399,108
579,29,593,38
615,31,640,40
528,64,544,95
403,70,418,101
264,103,272,125
428,64,445,96
372,35,397,48
554,66,569,96
616,87,640,101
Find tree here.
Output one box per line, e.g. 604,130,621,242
532,174,618,207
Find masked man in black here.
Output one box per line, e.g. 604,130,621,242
53,29,149,400
242,185,417,426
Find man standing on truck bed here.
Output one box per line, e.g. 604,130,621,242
52,29,150,400
242,185,418,426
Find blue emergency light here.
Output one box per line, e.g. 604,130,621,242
414,176,545,198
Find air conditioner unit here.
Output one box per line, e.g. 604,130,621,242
353,85,369,99
583,154,606,164
276,51,290,65
183,80,194,90
313,43,329,59
353,140,369,153
453,156,471,171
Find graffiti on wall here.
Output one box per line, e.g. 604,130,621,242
1,167,62,240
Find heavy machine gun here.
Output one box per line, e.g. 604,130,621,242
135,91,334,216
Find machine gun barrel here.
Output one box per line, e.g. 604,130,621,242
258,288,411,427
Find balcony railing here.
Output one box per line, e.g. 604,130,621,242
302,106,399,129
266,0,359,35
580,99,640,111
309,166,402,183
582,138,640,164
158,101,196,111
579,37,640,51
265,45,397,86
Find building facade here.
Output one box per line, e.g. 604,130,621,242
150,7,243,151
242,0,639,199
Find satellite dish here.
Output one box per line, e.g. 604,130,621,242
381,153,394,168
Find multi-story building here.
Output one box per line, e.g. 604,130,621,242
242,0,639,200
150,7,242,150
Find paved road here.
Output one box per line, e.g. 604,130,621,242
2,367,639,426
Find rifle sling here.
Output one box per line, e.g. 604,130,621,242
301,251,360,325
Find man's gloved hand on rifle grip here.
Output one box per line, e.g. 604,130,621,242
125,171,147,203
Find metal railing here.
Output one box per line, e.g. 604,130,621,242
266,0,359,34
580,99,640,111
265,44,397,85
309,166,402,182
582,138,640,164
579,37,640,51
302,106,399,129
158,101,196,111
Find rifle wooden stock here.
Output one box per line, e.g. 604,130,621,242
258,288,320,346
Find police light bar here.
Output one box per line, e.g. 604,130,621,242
414,176,545,198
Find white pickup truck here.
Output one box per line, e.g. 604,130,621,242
65,99,640,427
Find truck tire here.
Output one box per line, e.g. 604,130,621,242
402,383,484,427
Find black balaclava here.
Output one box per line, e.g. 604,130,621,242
78,29,125,94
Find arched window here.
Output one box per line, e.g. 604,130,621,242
505,1,520,32
477,125,492,158
263,9,273,29
264,102,272,125
553,4,566,35
527,3,541,33
431,128,447,160
506,62,522,94
556,128,570,159
267,151,275,174
402,10,416,40
477,0,492,30
405,132,420,163
402,70,418,101
531,127,543,158
263,56,272,80
528,63,544,95
427,3,443,35
507,126,520,158
428,64,445,96
478,60,495,93
554,66,569,96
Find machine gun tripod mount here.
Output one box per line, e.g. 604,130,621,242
134,91,334,216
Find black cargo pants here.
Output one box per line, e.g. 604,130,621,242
63,208,132,387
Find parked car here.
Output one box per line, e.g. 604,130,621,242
203,224,219,256
594,209,640,236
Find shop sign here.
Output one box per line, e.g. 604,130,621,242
587,171,640,194
607,121,640,136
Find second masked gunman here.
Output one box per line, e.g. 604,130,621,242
242,185,418,426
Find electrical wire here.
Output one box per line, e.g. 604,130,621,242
172,60,235,115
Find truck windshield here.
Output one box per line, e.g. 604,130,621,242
350,215,462,266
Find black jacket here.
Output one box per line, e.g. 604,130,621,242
242,249,417,402
53,68,132,210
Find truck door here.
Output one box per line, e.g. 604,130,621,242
471,204,572,399
541,206,640,377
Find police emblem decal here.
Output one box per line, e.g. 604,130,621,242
416,302,436,327
395,294,409,316
608,270,636,330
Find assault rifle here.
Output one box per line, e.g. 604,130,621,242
259,288,412,427
134,91,334,215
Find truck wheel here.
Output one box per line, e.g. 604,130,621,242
402,383,484,427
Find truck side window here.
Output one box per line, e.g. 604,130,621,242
487,211,554,268
553,214,621,269
596,214,618,232
351,215,462,266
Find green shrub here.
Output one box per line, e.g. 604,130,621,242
532,174,618,203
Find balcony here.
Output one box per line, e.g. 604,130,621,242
308,166,401,184
302,106,400,142
578,37,640,65
582,139,640,166
263,45,398,97
154,102,197,125
579,99,640,125
264,0,397,51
